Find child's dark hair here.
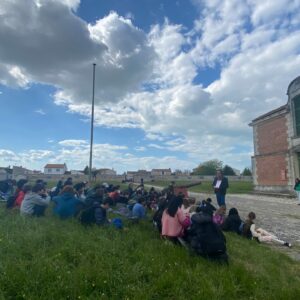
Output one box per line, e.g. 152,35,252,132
248,212,256,220
102,198,110,205
23,185,32,193
137,197,146,204
166,195,183,217
32,183,45,193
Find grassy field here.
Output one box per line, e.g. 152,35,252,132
0,205,299,299
148,180,254,194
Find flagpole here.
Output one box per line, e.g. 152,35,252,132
89,63,96,183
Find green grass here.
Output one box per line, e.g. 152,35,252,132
148,180,254,194
0,205,299,299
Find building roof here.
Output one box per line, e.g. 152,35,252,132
249,104,288,126
287,75,300,94
44,164,66,168
151,168,171,171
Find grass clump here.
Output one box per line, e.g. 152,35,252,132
0,205,299,299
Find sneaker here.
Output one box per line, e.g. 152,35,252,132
284,242,292,248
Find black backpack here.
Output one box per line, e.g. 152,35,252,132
152,208,164,233
6,195,16,209
79,205,96,225
188,214,228,262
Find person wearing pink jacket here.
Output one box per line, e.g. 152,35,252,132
162,196,190,240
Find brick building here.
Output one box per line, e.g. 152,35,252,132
250,76,300,193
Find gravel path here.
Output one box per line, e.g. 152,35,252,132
195,192,300,261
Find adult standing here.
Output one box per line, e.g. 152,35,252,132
212,170,229,207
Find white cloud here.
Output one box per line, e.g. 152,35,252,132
35,109,46,115
148,144,165,150
135,146,146,152
58,139,88,147
1,0,300,171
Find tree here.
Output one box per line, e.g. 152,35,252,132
222,165,236,176
242,167,252,176
83,166,89,175
192,159,223,175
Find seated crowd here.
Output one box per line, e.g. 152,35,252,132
0,178,292,263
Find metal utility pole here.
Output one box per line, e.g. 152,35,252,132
89,63,96,183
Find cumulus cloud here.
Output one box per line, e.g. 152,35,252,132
1,0,300,170
0,1,155,104
0,141,193,173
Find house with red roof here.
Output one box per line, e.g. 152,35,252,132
44,163,67,175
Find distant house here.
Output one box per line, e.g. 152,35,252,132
12,166,33,180
151,168,172,176
0,168,12,181
97,168,117,176
174,170,191,176
136,170,151,176
126,170,150,179
44,164,67,175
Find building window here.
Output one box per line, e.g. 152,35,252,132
293,96,300,136
48,169,52,173
56,169,60,172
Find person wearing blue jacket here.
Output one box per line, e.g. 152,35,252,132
53,186,82,219
132,197,146,219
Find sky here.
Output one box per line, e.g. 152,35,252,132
0,0,300,173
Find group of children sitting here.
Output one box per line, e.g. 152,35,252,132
0,178,292,262
152,194,292,262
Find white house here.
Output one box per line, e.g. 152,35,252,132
44,164,67,175
151,168,172,176
97,168,117,176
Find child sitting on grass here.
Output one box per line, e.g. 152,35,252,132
213,206,226,226
80,198,110,226
20,183,50,217
132,197,146,219
242,212,292,247
222,207,242,234
52,186,82,219
161,195,191,243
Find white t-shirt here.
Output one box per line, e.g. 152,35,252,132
214,180,222,188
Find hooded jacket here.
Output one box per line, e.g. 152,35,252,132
53,192,82,219
187,213,226,256
20,192,50,215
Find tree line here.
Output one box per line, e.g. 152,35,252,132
192,159,252,176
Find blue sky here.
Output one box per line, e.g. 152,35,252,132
0,0,300,173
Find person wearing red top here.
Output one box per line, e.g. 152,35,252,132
14,184,32,207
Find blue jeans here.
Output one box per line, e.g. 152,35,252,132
216,193,226,207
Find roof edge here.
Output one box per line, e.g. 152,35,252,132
249,104,288,126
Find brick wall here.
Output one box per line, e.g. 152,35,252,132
256,154,288,185
256,115,288,154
